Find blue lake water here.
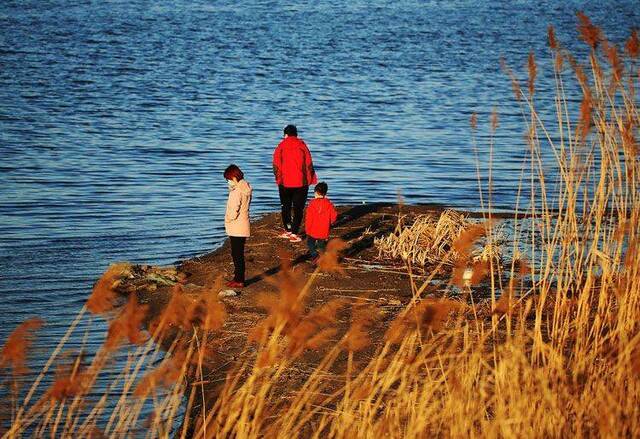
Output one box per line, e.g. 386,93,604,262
0,0,638,401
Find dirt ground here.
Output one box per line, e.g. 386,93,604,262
182,203,437,304
178,202,501,298
133,203,504,429
175,203,454,366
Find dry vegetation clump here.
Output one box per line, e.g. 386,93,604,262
2,13,640,438
86,263,184,314
374,209,504,270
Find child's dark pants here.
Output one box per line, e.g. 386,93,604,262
307,237,327,259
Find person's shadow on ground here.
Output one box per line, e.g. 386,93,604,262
244,203,396,286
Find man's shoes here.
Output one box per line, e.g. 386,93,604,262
278,231,293,239
226,280,245,289
289,233,302,243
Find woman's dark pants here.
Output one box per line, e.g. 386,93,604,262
230,236,246,283
278,185,309,234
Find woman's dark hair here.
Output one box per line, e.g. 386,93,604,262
314,182,328,196
284,124,298,136
224,164,244,181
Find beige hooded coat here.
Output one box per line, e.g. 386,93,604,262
225,179,252,237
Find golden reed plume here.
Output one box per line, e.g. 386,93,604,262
470,113,478,130
104,294,149,351
470,259,490,285
625,29,639,58
501,57,522,102
493,291,517,316
318,238,349,273
452,222,487,259
86,263,131,314
249,251,306,343
576,11,602,49
188,292,227,333
150,284,194,334
133,350,188,399
579,94,594,141
528,51,537,96
547,25,558,50
342,302,380,353
490,108,499,132
385,299,465,344
621,120,638,157
604,42,624,85
48,352,90,401
0,318,44,376
286,298,348,358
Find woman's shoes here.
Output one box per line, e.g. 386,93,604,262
226,280,245,289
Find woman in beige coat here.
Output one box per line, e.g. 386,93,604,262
223,164,252,288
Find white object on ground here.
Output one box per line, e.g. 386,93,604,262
463,268,473,287
219,289,238,298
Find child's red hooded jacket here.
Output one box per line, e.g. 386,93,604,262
273,136,318,188
305,197,338,240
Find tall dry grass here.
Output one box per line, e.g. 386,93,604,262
1,13,639,438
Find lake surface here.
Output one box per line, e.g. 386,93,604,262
0,0,638,405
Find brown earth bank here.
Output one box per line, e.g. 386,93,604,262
123,203,517,433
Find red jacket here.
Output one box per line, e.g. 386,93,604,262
273,136,318,188
305,197,338,240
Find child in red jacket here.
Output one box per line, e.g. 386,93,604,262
305,182,338,261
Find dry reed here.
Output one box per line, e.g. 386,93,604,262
375,210,502,272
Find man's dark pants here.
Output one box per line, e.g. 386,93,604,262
278,185,308,234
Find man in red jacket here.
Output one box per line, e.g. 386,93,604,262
272,125,318,243
305,182,338,261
